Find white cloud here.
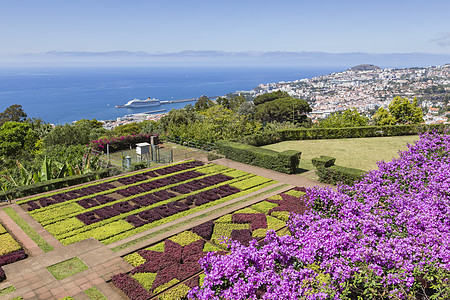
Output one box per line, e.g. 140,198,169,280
431,32,450,47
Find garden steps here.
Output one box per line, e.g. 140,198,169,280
112,181,292,257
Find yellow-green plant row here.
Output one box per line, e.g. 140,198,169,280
19,160,276,246
16,159,203,204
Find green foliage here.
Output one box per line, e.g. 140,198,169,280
253,91,289,106
43,120,102,147
0,285,16,296
373,107,396,126
316,165,366,185
75,119,103,129
216,95,246,111
158,283,190,300
218,141,301,174
124,253,146,267
83,286,108,300
111,123,140,137
0,104,27,126
46,257,88,280
251,201,279,214
0,233,21,255
254,97,312,124
3,207,54,252
169,231,202,246
194,95,215,111
312,156,336,168
318,108,368,128
388,96,424,124
0,121,39,158
0,168,115,201
132,272,157,291
240,124,450,146
374,96,424,125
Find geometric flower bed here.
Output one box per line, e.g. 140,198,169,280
0,223,27,282
190,132,450,299
16,160,275,246
113,187,309,300
112,231,225,300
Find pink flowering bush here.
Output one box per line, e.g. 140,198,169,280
190,132,450,299
90,133,158,152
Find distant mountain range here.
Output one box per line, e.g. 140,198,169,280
5,50,450,68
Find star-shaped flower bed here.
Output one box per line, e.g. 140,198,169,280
251,187,308,222
113,231,224,299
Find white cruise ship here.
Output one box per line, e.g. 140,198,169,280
115,97,160,108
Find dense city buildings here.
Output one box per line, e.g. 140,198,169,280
247,64,450,124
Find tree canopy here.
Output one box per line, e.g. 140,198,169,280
373,96,423,125
318,108,368,128
254,97,311,124
253,91,289,106
0,104,28,126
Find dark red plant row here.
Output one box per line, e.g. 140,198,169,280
126,184,241,228
116,171,204,198
25,160,204,211
26,182,116,211
117,160,204,185
113,237,226,298
169,174,234,195
0,249,27,282
76,171,204,211
232,213,268,231
267,193,308,216
111,273,152,300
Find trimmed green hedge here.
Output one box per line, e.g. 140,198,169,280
0,167,121,202
240,124,450,146
316,165,365,185
312,156,336,168
217,141,301,174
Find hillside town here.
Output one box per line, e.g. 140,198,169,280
249,64,450,124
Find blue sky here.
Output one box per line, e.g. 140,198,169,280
0,0,449,56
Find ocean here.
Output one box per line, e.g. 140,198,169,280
0,66,343,124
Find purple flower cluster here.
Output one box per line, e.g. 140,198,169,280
0,249,27,282
26,182,115,211
190,132,450,299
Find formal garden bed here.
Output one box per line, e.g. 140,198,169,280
16,160,275,246
111,187,308,300
0,222,27,283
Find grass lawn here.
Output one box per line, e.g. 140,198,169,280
46,257,88,280
262,135,419,172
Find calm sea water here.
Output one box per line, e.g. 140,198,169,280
0,66,342,124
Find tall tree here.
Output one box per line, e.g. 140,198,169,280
254,97,311,124
318,108,368,128
373,96,423,125
388,96,423,124
0,104,27,126
253,91,289,106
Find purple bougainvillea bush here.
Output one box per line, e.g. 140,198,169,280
190,132,450,300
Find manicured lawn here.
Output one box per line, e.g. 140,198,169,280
46,257,88,280
261,135,419,171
